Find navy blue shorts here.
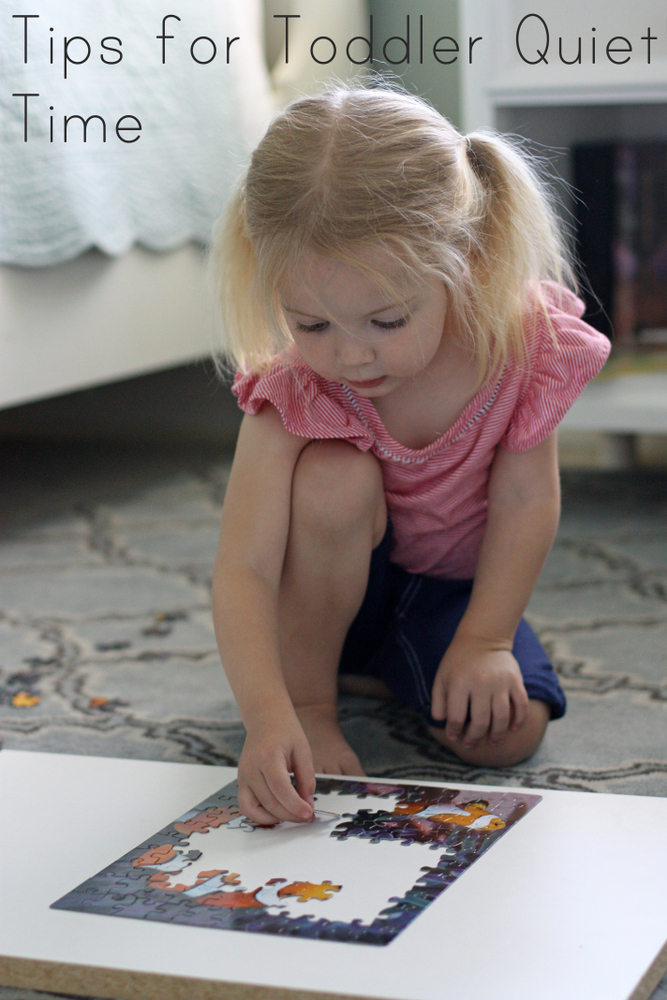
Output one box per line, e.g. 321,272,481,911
339,521,566,725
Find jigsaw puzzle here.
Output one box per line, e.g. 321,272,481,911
52,778,541,945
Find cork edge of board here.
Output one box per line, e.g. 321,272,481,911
3,938,667,1000
628,938,667,1000
0,955,382,1000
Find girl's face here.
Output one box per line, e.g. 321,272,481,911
279,250,448,399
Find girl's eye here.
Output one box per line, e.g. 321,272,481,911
295,321,329,333
373,316,408,329
294,315,408,332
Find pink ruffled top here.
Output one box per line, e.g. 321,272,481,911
233,283,610,579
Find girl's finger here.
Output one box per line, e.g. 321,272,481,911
430,679,448,722
263,758,314,822
444,689,469,742
291,745,316,811
489,691,511,743
510,680,529,730
242,778,285,824
464,695,491,747
238,783,282,826
252,770,303,823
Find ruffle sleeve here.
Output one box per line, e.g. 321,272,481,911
501,282,611,452
232,358,375,451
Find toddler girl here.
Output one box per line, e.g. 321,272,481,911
211,86,610,826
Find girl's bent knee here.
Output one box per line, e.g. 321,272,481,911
292,441,385,538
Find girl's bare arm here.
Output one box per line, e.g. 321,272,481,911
431,430,560,743
212,404,314,824
459,430,560,647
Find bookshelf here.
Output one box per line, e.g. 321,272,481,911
457,0,667,130
457,0,667,447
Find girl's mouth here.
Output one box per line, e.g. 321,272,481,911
346,376,387,389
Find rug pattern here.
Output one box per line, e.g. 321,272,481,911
1,443,666,999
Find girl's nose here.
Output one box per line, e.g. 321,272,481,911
336,333,375,368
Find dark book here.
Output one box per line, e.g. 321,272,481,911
574,141,667,346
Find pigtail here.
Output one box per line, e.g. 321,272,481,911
462,131,577,377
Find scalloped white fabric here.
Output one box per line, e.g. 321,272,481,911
0,0,272,266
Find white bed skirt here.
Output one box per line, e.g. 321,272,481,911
0,245,216,408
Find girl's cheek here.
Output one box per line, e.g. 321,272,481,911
296,339,329,373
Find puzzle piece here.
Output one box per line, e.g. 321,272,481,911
11,691,40,707
313,778,407,800
399,799,506,832
199,888,265,908
151,898,188,914
142,622,172,636
116,868,147,881
132,844,178,867
350,783,406,799
131,844,201,874
331,810,429,846
279,880,342,903
149,869,242,895
173,806,242,835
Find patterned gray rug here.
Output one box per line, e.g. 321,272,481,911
1,440,666,1000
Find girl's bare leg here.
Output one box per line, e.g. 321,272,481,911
278,440,386,775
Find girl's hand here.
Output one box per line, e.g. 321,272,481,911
237,711,317,826
431,635,529,748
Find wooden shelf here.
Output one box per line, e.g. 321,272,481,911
489,61,667,108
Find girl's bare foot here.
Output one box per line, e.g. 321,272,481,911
295,703,365,776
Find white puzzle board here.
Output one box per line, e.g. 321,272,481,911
1,749,667,1000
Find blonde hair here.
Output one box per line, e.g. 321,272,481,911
212,85,576,382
